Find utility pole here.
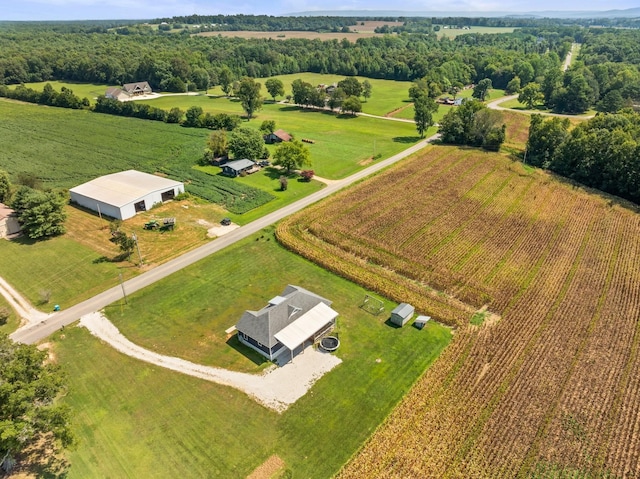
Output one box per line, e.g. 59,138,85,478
132,232,143,266
119,273,127,304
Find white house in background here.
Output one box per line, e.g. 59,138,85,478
0,203,21,239
69,170,184,220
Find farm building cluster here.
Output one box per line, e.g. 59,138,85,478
69,170,184,220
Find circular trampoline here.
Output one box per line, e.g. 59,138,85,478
320,336,340,352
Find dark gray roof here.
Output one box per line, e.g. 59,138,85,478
236,285,332,348
122,81,151,92
224,159,255,171
391,302,415,319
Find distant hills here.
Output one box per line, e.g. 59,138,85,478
288,8,640,19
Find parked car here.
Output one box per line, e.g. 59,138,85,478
221,217,232,226
258,160,270,167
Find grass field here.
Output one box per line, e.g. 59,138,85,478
197,29,392,43
0,295,19,333
135,96,422,179
435,25,516,39
0,220,140,310
391,88,506,121
50,226,452,478
277,144,640,477
0,99,208,189
10,80,113,104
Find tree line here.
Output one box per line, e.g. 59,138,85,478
527,111,640,203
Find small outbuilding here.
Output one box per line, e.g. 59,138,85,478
264,129,292,144
69,170,184,220
0,203,21,239
390,302,415,327
222,159,257,177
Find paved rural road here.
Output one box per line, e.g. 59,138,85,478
486,95,594,120
11,133,439,345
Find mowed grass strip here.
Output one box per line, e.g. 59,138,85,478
53,327,279,479
52,226,451,478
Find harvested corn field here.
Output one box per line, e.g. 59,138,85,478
277,145,640,477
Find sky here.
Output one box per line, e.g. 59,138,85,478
1,0,639,21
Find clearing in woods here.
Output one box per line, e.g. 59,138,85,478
277,144,640,477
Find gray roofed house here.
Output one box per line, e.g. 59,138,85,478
390,302,415,327
105,87,129,101
222,159,257,177
236,285,338,361
122,81,152,96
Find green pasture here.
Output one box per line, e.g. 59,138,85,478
8,80,113,104
393,88,507,121
0,235,134,310
497,97,597,117
435,25,516,39
205,72,412,117
54,227,451,478
136,96,422,178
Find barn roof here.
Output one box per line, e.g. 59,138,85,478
273,129,292,141
69,170,183,208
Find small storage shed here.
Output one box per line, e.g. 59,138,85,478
264,129,292,144
390,302,415,327
413,315,431,330
222,159,257,177
0,203,21,239
69,170,184,220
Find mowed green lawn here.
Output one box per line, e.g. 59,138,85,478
137,96,422,178
0,296,19,333
0,235,134,311
8,80,113,104
393,88,507,121
53,226,451,478
255,73,413,117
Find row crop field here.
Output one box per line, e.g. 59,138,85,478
277,145,640,477
0,99,277,213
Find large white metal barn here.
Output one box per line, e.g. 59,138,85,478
69,170,184,220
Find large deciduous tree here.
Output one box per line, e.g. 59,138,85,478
341,96,362,115
11,186,67,239
518,83,544,109
236,77,263,120
337,77,362,97
273,139,311,173
0,333,74,475
526,114,570,167
438,99,506,151
413,95,438,138
472,78,492,101
228,127,265,160
264,78,284,102
203,130,228,163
